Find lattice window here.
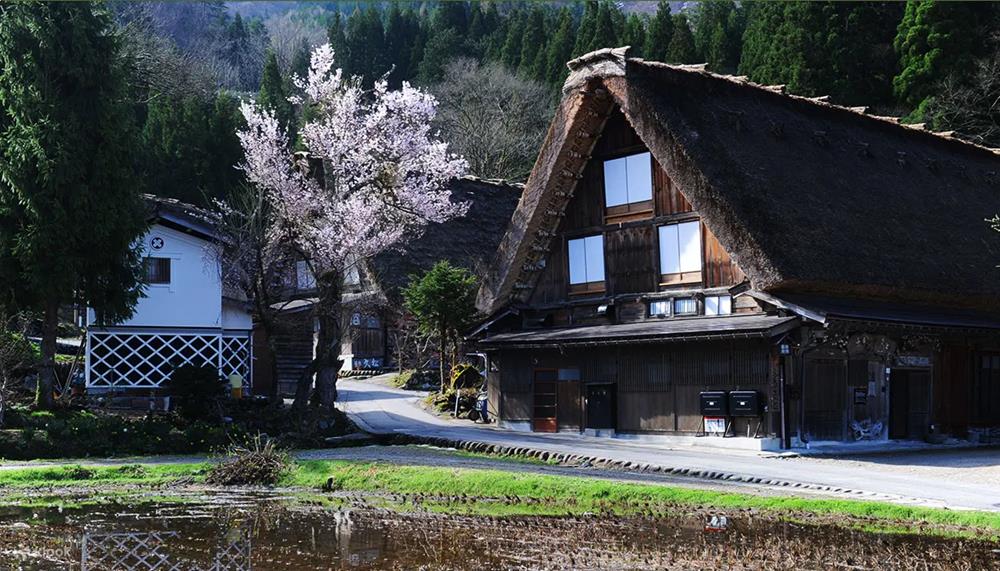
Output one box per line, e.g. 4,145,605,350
88,330,252,389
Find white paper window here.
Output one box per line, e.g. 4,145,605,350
704,295,732,316
649,301,671,316
658,221,702,274
603,152,653,207
568,235,605,285
674,298,697,315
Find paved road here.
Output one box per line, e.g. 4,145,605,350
337,376,1000,512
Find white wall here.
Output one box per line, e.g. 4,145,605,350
222,298,253,330
102,224,223,328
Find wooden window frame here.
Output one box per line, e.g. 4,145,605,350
144,257,171,285
602,151,655,224
566,234,606,297
657,220,704,288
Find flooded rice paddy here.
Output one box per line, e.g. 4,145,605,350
0,490,997,570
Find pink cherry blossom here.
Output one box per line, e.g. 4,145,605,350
238,43,468,279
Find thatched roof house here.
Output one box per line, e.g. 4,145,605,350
473,47,1000,448
479,47,1000,316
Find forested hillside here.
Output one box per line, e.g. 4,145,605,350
113,0,1000,203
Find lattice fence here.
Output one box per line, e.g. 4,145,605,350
87,330,251,388
80,528,251,570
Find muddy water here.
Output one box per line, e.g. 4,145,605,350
0,492,997,570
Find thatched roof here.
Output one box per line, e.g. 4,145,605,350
368,176,523,301
478,47,1000,315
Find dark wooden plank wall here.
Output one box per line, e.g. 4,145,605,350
605,225,657,295
494,341,771,433
703,224,745,288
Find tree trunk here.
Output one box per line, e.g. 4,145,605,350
35,300,58,410
292,272,343,410
439,325,448,391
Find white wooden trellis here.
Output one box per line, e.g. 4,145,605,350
86,329,251,389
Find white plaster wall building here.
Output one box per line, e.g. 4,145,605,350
85,196,253,391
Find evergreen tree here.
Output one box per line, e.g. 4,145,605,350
289,37,312,83
623,13,646,58
0,2,148,408
546,8,576,85
518,6,547,80
573,0,598,57
418,27,463,83
345,6,387,84
589,1,620,52
500,10,525,70
384,3,412,87
431,0,468,38
258,51,294,141
644,1,674,62
327,12,348,69
403,261,478,390
665,13,697,64
740,2,901,106
893,0,986,118
204,92,245,200
692,0,745,73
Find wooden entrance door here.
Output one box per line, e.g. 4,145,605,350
803,358,848,441
532,370,558,432
890,370,931,440
585,384,615,429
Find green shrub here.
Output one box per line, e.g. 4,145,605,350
165,364,227,421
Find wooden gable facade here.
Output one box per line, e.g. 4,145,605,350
525,107,748,320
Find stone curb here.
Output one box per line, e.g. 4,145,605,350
375,433,909,505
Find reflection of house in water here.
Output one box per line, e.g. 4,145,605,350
80,528,251,570
333,511,384,568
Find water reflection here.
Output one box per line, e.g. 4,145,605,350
0,494,997,570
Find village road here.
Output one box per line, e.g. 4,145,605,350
337,376,1000,512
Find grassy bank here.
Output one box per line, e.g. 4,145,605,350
0,462,207,487
1,458,998,538
292,461,1000,536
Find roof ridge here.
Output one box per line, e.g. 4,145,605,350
567,46,1000,158
458,174,526,189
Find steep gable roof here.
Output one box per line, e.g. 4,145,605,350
478,47,1000,315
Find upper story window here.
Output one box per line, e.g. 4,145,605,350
144,257,171,285
603,152,653,222
296,260,316,290
705,295,732,316
567,234,605,295
658,220,702,286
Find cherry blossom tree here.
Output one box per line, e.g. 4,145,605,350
237,44,467,409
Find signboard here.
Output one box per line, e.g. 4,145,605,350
703,417,727,435
853,387,867,405
896,355,931,368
